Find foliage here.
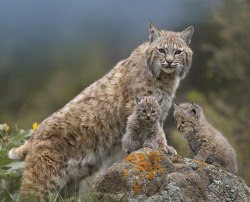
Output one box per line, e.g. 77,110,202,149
0,123,100,201
199,0,250,185
0,123,31,202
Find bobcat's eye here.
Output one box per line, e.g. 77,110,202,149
174,50,182,55
152,110,156,114
142,109,146,113
181,120,186,124
158,48,166,54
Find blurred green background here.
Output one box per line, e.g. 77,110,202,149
0,0,249,185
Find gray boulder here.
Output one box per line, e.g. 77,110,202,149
93,148,250,202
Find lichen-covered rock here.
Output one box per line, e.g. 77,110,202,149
93,148,250,202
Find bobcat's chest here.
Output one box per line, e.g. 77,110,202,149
155,75,180,120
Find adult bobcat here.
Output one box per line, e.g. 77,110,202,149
9,21,194,200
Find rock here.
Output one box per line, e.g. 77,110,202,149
93,148,250,202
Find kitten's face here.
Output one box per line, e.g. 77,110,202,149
135,96,162,122
147,22,194,79
173,103,201,134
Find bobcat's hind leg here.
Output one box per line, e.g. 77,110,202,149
20,148,67,201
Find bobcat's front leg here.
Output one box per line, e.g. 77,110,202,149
157,129,177,155
143,137,157,150
127,140,141,154
194,140,214,162
187,147,196,159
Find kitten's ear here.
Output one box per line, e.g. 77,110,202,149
148,21,162,43
188,103,201,117
157,95,164,106
134,95,142,105
173,103,179,110
180,26,194,45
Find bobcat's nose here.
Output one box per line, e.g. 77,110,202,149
166,55,174,65
146,115,151,120
166,60,174,65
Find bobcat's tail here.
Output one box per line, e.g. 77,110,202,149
8,141,30,161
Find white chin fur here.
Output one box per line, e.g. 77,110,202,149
162,67,175,73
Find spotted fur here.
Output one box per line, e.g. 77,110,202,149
122,95,177,154
173,103,238,174
9,22,194,200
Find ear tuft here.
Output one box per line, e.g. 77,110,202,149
189,103,200,117
180,26,194,45
148,20,162,43
157,95,164,106
173,103,179,110
190,108,197,116
134,95,142,105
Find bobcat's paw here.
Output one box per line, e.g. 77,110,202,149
143,143,155,150
167,146,177,155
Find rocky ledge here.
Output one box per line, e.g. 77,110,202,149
93,148,250,202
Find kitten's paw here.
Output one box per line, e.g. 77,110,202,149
167,146,177,155
143,143,154,150
126,148,134,154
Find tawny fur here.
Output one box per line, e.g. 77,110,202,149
173,103,238,174
122,95,177,154
8,22,194,200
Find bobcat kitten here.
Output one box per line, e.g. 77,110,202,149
122,95,177,154
173,103,238,174
9,21,194,201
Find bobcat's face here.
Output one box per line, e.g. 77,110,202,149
147,22,194,79
137,103,160,122
173,103,202,134
134,95,163,122
150,39,190,75
175,114,197,134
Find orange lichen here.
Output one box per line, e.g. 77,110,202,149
123,169,129,177
134,181,143,195
148,150,163,164
197,167,203,172
125,153,138,163
125,150,167,196
192,159,208,171
192,159,207,167
147,169,154,180
149,150,165,174
125,152,151,172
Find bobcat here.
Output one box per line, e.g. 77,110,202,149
9,21,194,200
173,103,238,174
122,95,177,154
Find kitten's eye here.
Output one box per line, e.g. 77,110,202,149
142,109,146,113
158,48,166,54
181,120,186,124
175,50,182,55
151,110,156,114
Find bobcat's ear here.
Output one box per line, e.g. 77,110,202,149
148,21,162,43
180,26,194,45
157,95,164,106
134,95,142,105
173,103,179,110
188,103,201,117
